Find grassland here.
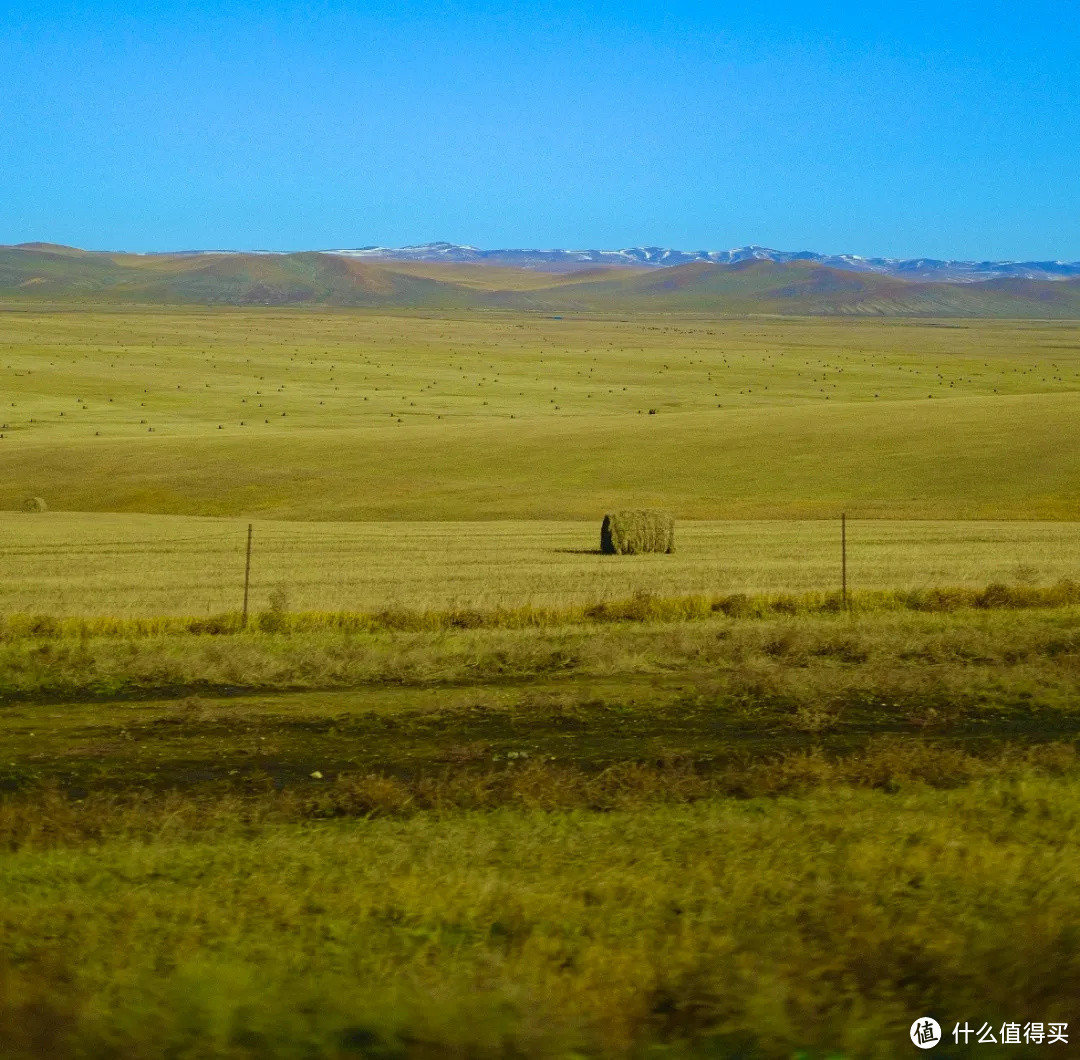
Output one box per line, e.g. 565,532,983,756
2,310,1080,519
4,775,1080,1059
3,606,1080,1057
3,512,1080,617
3,304,1080,1057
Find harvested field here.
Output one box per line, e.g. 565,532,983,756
2,512,1080,617
1,311,1079,521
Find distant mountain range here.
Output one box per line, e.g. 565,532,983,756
3,242,1080,317
329,242,1080,282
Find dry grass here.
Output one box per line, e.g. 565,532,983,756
1,597,1079,708
1,310,1079,520
600,509,675,554
3,512,1080,617
2,580,1080,648
2,743,1078,851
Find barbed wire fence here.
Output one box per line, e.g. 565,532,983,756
2,514,1071,620
0,517,865,618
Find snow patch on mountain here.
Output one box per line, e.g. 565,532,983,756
326,243,1080,282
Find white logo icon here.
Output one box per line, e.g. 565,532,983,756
910,1017,941,1049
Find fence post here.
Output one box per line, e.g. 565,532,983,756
841,512,848,611
242,523,253,627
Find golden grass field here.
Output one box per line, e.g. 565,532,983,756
2,511,1080,617
1,308,1079,520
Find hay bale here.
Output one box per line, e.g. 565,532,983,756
22,496,47,512
600,509,675,555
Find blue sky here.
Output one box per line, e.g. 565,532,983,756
1,1,1078,259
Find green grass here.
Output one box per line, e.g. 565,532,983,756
2,615,1080,1060
4,775,1080,1059
2,310,1080,519
4,607,1080,1058
2,606,1080,1056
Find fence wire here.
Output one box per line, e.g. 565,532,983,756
3,518,1077,619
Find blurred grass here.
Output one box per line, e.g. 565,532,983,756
3,767,1080,1058
2,603,1080,1056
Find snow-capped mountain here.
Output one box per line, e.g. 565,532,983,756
329,242,1080,282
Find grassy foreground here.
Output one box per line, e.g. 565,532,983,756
2,604,1080,1056
4,777,1079,1059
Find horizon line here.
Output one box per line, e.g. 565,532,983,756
6,240,1080,268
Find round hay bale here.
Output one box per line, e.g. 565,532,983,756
22,496,47,512
600,509,675,555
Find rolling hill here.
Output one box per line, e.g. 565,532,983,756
538,259,1080,316
0,244,481,307
3,243,1080,316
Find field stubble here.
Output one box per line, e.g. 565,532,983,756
2,512,1080,617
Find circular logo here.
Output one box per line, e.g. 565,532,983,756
910,1017,942,1049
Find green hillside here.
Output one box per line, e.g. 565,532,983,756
4,244,1080,316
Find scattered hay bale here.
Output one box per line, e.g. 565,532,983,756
600,509,675,555
22,496,47,512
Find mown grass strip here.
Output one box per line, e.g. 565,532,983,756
3,580,1080,641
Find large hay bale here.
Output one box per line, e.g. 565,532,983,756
600,509,675,555
22,496,47,512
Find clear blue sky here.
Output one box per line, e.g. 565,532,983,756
2,0,1078,259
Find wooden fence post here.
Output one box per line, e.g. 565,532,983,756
242,523,253,627
842,512,848,611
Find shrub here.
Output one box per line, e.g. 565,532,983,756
257,586,291,633
715,593,753,618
